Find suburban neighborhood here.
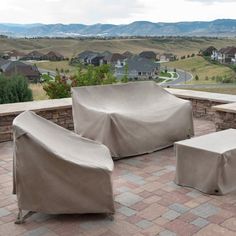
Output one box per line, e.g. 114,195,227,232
201,46,236,64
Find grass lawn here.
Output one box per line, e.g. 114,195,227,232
165,56,236,84
30,83,49,100
34,61,77,75
160,71,172,78
173,72,178,78
1,37,236,58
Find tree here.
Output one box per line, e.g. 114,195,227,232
121,64,129,83
43,74,71,99
0,75,33,104
43,64,117,99
194,75,199,81
164,66,168,73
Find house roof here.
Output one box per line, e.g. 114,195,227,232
219,46,236,55
139,51,157,59
104,53,126,63
44,51,64,58
201,46,217,54
117,56,159,74
123,51,133,58
8,49,25,57
2,61,41,77
77,51,99,59
25,51,44,57
100,51,112,57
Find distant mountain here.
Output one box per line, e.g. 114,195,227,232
0,19,236,37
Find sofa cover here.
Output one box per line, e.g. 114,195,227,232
72,81,194,159
13,111,114,214
175,129,236,195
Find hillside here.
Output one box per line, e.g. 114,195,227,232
0,37,236,58
1,19,236,37
165,56,236,84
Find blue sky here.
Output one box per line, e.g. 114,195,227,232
0,0,236,24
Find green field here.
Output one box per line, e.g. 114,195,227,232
165,56,236,84
34,61,77,74
1,37,236,58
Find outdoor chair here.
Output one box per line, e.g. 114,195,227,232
13,111,114,223
72,81,194,159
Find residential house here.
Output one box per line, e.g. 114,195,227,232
43,51,65,61
200,46,217,57
4,50,25,61
22,51,44,61
1,61,41,83
159,53,176,62
0,58,9,70
139,51,157,60
87,55,105,66
103,53,126,65
211,46,236,64
74,51,127,66
74,51,100,65
114,56,160,80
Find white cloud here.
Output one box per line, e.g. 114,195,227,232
187,0,236,3
0,0,235,24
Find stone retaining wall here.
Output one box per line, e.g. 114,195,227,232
213,103,236,131
1,88,236,142
0,108,73,142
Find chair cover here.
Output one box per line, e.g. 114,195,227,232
13,111,114,214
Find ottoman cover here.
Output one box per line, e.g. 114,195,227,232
175,129,236,195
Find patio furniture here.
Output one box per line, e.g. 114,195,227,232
72,81,194,159
13,111,115,223
175,129,236,195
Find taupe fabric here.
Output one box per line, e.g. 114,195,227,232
13,111,114,214
72,81,194,159
175,129,236,195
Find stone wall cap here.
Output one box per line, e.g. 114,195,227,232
166,88,236,103
0,98,72,116
213,102,236,114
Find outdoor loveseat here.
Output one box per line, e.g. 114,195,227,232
72,81,194,159
13,111,114,223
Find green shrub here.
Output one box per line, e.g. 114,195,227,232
0,74,33,104
43,64,117,99
222,76,234,83
194,75,199,81
43,75,72,99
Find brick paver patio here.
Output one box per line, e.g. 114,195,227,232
1,119,236,236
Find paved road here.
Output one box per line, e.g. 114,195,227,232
38,68,57,77
161,68,193,85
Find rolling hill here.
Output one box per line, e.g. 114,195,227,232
0,19,236,37
0,37,236,58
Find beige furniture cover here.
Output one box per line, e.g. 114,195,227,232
175,129,236,195
72,81,194,159
13,111,115,214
